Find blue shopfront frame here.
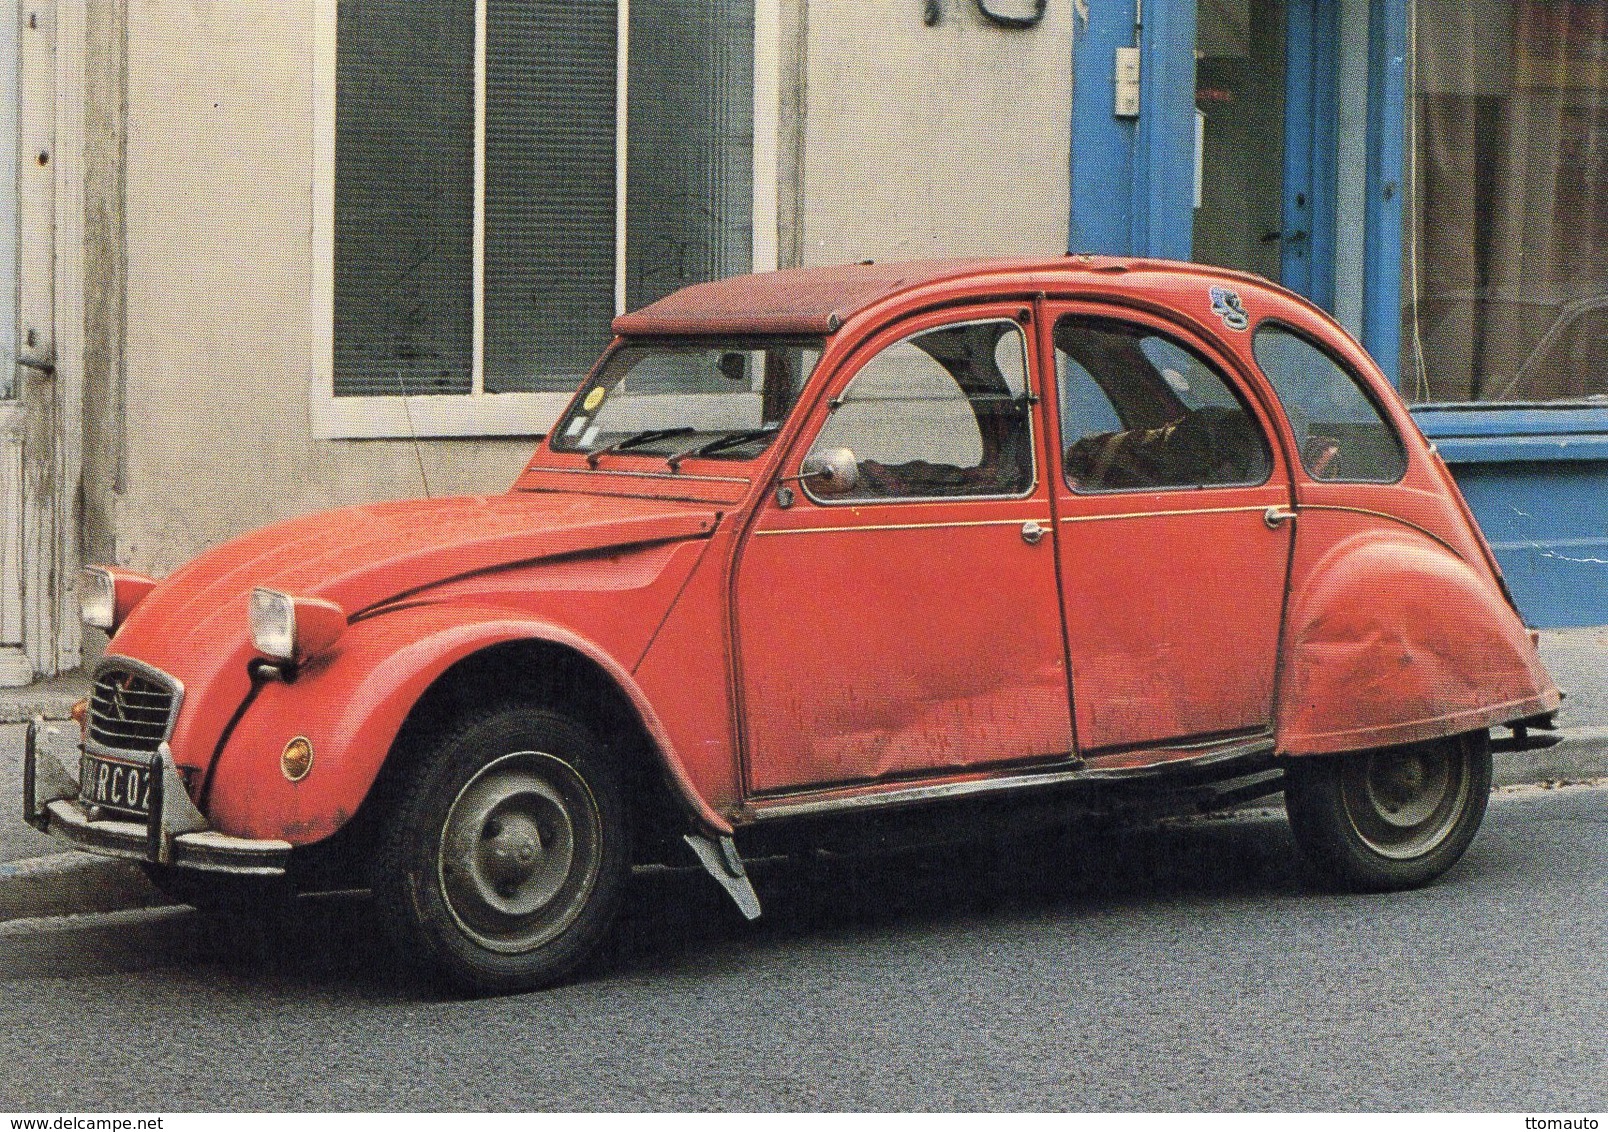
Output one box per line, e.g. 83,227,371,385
1070,0,1608,627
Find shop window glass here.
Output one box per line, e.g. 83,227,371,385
1254,324,1408,482
1405,0,1608,403
807,321,1033,501
1055,318,1271,492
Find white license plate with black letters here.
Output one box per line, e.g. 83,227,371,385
80,753,153,817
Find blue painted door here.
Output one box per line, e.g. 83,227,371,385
1192,0,1290,283
1071,0,1339,303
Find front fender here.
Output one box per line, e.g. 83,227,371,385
1276,531,1560,755
205,603,731,844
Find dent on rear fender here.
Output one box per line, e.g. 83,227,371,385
1276,532,1559,755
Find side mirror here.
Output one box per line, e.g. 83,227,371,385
799,447,860,497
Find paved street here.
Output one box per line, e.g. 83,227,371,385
0,784,1602,1111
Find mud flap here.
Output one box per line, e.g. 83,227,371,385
683,832,761,920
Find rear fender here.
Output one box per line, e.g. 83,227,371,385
205,603,731,844
1277,532,1560,755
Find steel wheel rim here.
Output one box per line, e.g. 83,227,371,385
437,751,603,954
1340,742,1470,860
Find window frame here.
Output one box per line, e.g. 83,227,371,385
801,316,1042,507
1052,315,1277,496
308,0,782,440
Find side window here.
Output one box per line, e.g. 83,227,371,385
1054,317,1272,492
805,320,1034,501
1252,325,1408,482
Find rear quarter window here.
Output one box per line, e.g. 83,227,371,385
1252,324,1408,483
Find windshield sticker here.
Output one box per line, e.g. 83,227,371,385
583,387,606,412
563,416,588,438
1210,287,1249,331
580,424,600,448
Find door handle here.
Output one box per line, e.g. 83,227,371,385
1264,506,1296,529
1021,520,1047,545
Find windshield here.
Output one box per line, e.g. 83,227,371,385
550,338,825,466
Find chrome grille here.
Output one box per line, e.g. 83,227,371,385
87,663,179,753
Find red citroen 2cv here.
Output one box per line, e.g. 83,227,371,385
26,258,1561,992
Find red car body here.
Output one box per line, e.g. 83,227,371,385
27,257,1561,991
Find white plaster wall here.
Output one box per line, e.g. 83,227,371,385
0,8,15,382
796,0,1073,265
113,0,1076,574
119,0,529,575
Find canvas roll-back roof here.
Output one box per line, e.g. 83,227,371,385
611,257,1056,337
608,255,1287,338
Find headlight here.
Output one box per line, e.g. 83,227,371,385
80,566,157,633
249,588,298,660
80,567,117,630
249,587,346,664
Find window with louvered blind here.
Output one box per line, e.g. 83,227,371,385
322,0,758,434
333,0,475,398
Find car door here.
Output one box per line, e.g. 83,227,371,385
733,307,1074,795
1045,304,1295,754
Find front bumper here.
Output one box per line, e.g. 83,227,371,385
22,718,291,876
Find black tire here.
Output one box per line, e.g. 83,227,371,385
369,707,631,994
1284,730,1492,892
141,864,294,916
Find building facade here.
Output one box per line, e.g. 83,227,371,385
1072,0,1608,626
1,0,1601,684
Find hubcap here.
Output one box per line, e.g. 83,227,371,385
438,751,602,954
1340,741,1470,860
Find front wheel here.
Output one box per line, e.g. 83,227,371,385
1283,731,1491,892
370,707,631,994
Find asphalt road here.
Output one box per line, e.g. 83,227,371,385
0,784,1602,1112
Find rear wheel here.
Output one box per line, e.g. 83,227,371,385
370,707,630,994
1284,731,1491,891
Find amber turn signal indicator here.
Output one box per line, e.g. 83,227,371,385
281,736,314,782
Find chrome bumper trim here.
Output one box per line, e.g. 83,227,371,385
23,717,291,877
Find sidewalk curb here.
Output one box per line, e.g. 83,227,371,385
0,851,161,922
3,736,1604,926
0,673,90,724
1491,732,1608,787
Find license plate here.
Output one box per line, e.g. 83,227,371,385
80,752,153,817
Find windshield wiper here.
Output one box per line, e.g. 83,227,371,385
585,427,695,468
664,426,781,472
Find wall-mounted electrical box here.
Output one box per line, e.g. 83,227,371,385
1114,46,1140,118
